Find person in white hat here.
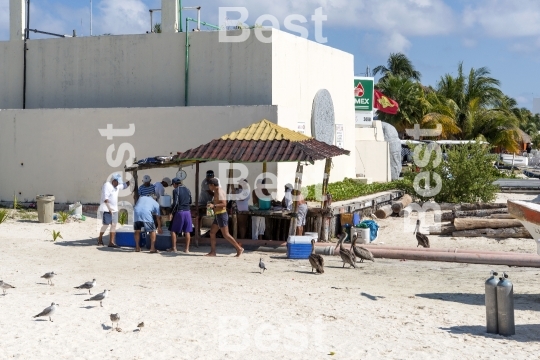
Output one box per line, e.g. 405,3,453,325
138,175,156,198
281,183,294,211
154,177,172,201
97,173,130,247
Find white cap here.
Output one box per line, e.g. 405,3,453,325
285,183,293,189
142,175,151,183
162,177,172,186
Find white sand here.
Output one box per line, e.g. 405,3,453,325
1,194,540,359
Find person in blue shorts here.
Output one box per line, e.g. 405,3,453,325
133,195,162,253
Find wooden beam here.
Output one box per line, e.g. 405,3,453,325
454,218,523,231
289,162,303,236
195,161,200,238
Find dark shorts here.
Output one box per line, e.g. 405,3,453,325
134,221,156,232
170,211,193,233
213,212,229,228
102,212,112,225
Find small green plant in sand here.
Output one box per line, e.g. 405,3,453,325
13,195,22,210
0,209,9,224
57,210,74,224
45,229,63,242
118,210,128,226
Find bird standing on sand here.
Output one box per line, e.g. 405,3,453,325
414,220,430,248
308,239,324,274
259,258,267,274
34,302,59,322
0,280,15,295
75,279,96,295
110,313,120,330
137,322,145,331
351,236,375,263
334,233,356,268
41,272,57,286
84,289,109,307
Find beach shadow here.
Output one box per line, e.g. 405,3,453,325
34,319,49,322
361,292,385,301
440,324,540,342
17,219,39,223
102,324,113,331
416,293,540,312
269,256,287,260
80,306,96,309
74,293,91,296
54,238,97,247
36,282,51,286
294,270,317,275
96,246,134,253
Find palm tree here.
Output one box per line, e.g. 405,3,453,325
373,53,422,82
421,92,461,138
376,75,428,132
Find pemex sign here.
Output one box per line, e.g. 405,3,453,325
354,77,374,111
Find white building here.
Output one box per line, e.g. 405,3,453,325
0,0,390,204
533,98,540,115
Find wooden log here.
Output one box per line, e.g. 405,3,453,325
428,224,456,235
452,227,531,238
392,194,413,214
454,218,524,231
460,203,508,211
422,202,460,211
375,205,393,219
443,208,509,221
489,214,515,219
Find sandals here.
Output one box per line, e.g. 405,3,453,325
108,244,119,248
97,240,104,246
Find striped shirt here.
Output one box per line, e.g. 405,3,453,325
138,184,156,197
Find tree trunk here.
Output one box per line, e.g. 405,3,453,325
454,218,523,231
428,224,456,235
392,194,412,214
460,203,508,211
443,208,509,221
489,214,515,219
375,205,393,219
452,227,531,238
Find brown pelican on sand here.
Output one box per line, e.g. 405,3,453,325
414,220,430,248
334,233,356,268
351,236,375,263
308,239,324,274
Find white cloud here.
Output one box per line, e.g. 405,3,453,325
96,0,149,35
463,0,540,38
462,38,476,48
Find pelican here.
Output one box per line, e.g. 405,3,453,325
351,236,375,263
308,239,324,274
334,233,356,268
414,220,430,248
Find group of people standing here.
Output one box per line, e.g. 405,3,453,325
97,169,308,257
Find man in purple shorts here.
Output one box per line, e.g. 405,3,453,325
169,177,193,253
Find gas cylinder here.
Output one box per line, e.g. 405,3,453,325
485,270,499,334
496,272,515,336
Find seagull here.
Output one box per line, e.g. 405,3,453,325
41,272,57,286
137,322,145,331
75,279,96,295
0,280,15,295
34,302,59,322
84,289,109,307
110,313,120,330
259,258,267,274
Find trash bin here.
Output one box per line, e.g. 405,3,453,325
36,195,55,223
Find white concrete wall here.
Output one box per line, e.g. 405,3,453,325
355,141,391,182
271,31,356,199
0,106,278,204
0,41,23,109
9,0,25,42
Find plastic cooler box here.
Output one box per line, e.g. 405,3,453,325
286,236,313,259
115,225,146,248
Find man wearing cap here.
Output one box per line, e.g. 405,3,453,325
154,177,172,201
168,177,193,253
205,178,244,257
282,183,294,210
138,175,156,197
197,170,215,231
133,194,163,253
97,174,130,247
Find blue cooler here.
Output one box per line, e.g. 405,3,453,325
286,236,313,259
116,226,146,248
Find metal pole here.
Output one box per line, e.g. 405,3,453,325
184,17,189,106
90,0,92,36
179,0,183,32
197,7,201,30
150,10,153,32
26,0,31,39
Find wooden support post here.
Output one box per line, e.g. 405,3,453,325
289,162,303,236
320,158,332,208
133,170,139,202
228,161,238,240
319,158,332,242
195,161,200,238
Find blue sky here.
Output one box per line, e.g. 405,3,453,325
1,0,539,110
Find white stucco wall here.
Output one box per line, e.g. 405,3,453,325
271,31,356,199
0,41,23,109
0,106,278,204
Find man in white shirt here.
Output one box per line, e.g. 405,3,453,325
154,177,172,201
97,174,130,247
282,183,293,210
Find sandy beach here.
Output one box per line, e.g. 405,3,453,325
1,193,540,359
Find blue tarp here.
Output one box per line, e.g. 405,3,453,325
358,220,379,242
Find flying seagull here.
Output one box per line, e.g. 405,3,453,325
84,289,109,307
110,313,120,330
75,279,96,295
259,258,267,274
0,280,15,295
41,272,57,286
34,302,59,322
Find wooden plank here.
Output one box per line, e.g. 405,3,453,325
454,218,523,231
489,214,515,219
442,208,508,221
460,203,508,211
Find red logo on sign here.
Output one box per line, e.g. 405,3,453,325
354,82,365,97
